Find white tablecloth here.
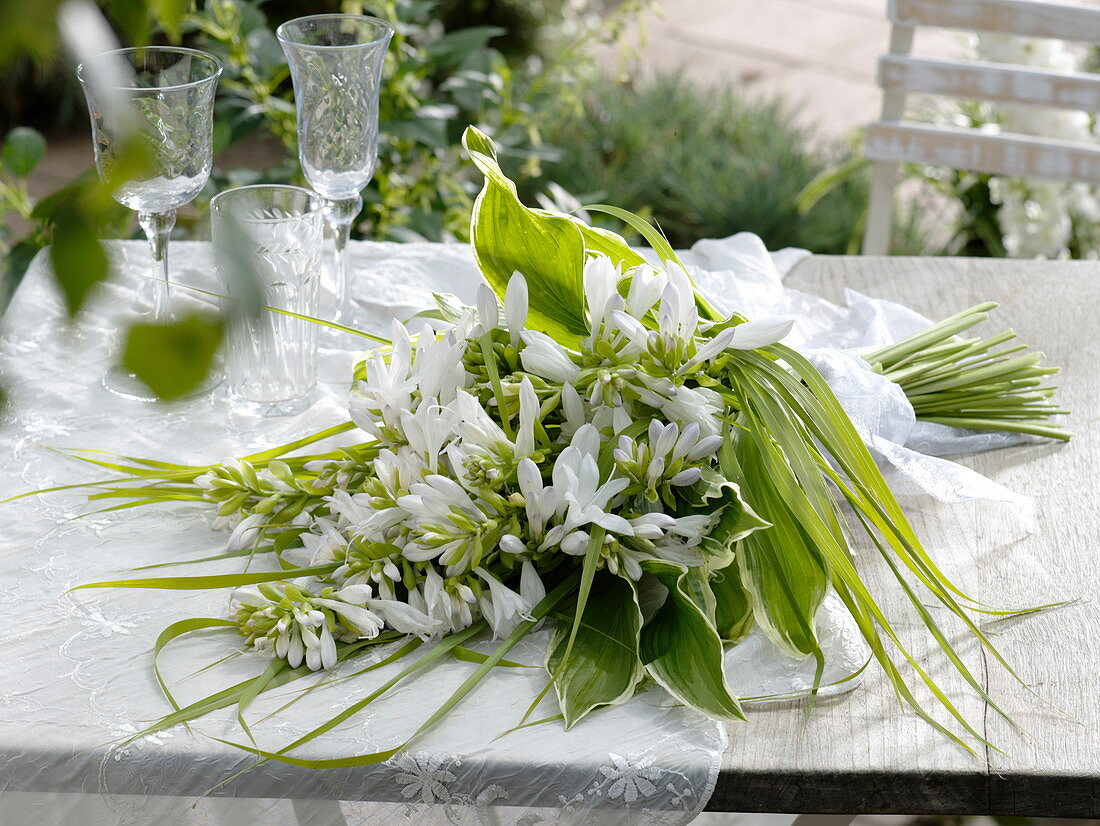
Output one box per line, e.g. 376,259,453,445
1,239,882,826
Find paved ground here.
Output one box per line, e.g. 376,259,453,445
627,0,963,137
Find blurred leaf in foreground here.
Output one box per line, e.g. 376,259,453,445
48,199,109,317
2,127,47,178
122,312,224,401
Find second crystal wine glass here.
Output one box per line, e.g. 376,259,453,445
77,46,222,400
277,14,393,343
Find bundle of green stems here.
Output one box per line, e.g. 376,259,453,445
862,302,1071,442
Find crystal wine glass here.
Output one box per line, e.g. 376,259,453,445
277,14,393,346
77,47,221,401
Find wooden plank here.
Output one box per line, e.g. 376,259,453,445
865,120,1100,185
890,0,1100,42
712,255,1100,816
878,54,1100,111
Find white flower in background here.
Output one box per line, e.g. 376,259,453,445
964,30,1099,259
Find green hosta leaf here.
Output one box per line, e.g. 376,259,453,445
733,416,828,658
462,126,589,345
711,557,755,644
546,573,644,728
122,312,224,401
639,560,746,722
582,203,681,267
2,127,46,177
575,223,646,269
695,472,769,568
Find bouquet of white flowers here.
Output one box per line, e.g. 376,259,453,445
44,128,1067,768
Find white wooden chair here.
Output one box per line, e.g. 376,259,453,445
862,0,1100,255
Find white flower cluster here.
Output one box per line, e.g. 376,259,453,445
970,31,1100,258
220,255,792,669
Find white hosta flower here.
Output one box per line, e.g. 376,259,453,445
352,321,415,435
232,583,338,671
559,383,586,440
552,427,632,536
365,597,443,638
227,513,267,552
520,330,580,383
613,420,720,499
400,474,497,574
679,317,795,373
411,326,468,405
399,400,457,473
300,623,339,671
657,263,700,345
636,375,724,438
448,389,518,487
301,522,350,565
418,565,476,632
504,273,528,347
313,597,385,639
624,263,666,319
371,447,427,503
520,560,546,610
476,283,501,335
515,377,539,459
583,256,628,345
515,457,561,549
476,567,533,638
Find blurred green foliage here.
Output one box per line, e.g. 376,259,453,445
523,73,869,254
0,0,647,399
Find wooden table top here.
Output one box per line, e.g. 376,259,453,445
711,255,1100,817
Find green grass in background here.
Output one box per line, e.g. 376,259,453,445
521,72,869,254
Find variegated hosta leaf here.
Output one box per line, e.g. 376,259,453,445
733,422,828,659
695,473,770,569
710,557,755,644
639,560,746,723
462,126,589,345
546,573,644,729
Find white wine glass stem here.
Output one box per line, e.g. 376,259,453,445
325,196,362,329
138,209,177,323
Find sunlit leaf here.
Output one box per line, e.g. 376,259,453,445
462,125,589,344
